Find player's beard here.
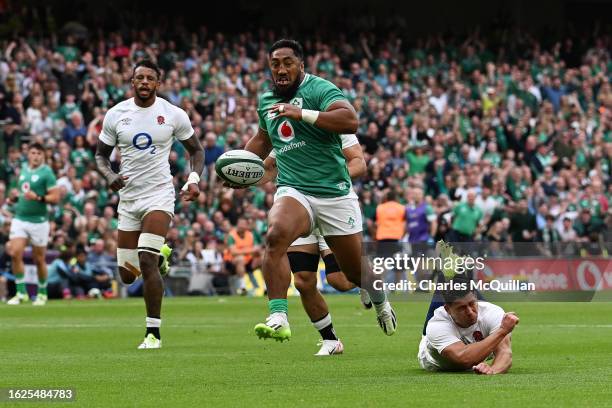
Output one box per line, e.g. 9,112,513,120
136,88,156,104
272,77,300,100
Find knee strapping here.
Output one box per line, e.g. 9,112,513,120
117,248,140,277
137,233,165,255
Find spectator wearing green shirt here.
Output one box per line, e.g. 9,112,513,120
448,191,483,242
406,142,431,176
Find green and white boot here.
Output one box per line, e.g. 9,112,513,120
138,333,162,349
159,244,172,276
254,313,291,342
7,292,29,305
436,240,464,280
32,294,47,306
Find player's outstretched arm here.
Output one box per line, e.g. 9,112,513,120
488,334,513,374
270,100,358,134
179,134,205,201
95,140,127,192
442,312,519,370
245,128,273,160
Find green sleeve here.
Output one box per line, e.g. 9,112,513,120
253,232,262,245
227,235,236,246
257,95,268,132
317,80,347,111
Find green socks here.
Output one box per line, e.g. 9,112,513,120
268,298,288,315
15,273,26,295
38,279,47,297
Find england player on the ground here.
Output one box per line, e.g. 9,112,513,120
418,275,518,374
7,142,60,306
95,60,204,349
240,39,397,342
259,133,372,355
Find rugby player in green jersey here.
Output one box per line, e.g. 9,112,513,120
240,39,397,342
7,143,60,306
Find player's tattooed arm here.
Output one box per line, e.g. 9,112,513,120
245,128,273,160
95,140,127,192
179,134,205,179
179,134,205,201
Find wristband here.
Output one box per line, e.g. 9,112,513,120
181,172,200,191
301,109,320,125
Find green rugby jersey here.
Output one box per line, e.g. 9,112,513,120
15,164,57,223
257,74,352,198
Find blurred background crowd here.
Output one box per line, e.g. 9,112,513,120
0,3,610,299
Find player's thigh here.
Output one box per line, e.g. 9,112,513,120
118,230,140,249
8,237,27,258
267,195,312,248
8,219,29,256
141,210,172,237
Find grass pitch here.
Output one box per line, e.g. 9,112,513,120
1,297,611,407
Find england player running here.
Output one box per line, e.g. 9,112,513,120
7,143,60,306
418,275,518,374
95,60,204,349
259,134,372,355
241,39,397,342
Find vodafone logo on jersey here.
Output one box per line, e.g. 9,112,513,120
277,120,295,143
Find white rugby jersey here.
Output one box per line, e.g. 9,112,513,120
99,97,194,201
421,301,505,370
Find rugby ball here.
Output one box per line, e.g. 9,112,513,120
215,150,265,186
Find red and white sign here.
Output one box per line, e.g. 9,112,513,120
477,258,612,291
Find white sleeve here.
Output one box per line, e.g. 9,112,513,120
481,302,505,335
173,107,195,141
98,111,117,146
426,320,462,353
341,134,359,149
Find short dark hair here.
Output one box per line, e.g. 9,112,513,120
269,39,304,60
132,60,161,80
28,142,45,152
442,274,476,304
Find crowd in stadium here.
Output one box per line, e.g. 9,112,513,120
0,19,611,298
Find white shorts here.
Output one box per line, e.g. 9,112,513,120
9,218,50,247
417,336,439,372
117,193,175,231
274,186,363,237
291,230,330,252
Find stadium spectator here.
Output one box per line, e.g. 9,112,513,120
223,218,262,295
448,191,483,242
